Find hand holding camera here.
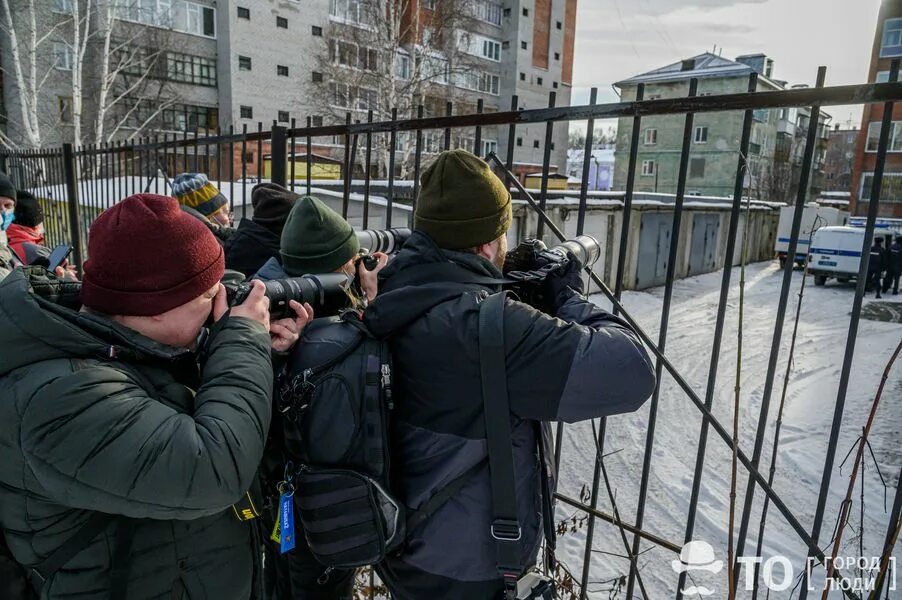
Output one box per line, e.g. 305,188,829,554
215,280,271,330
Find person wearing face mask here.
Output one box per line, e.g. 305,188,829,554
0,194,313,599
6,190,44,263
0,172,16,281
172,172,235,246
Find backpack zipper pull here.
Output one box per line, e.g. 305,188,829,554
381,363,394,410
316,566,334,585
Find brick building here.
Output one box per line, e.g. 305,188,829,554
823,125,859,193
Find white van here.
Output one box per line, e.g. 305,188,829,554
807,226,865,286
775,204,848,268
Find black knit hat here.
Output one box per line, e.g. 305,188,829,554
14,191,43,227
280,196,359,276
0,171,15,200
251,183,301,234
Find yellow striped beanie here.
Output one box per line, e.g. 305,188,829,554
171,173,228,219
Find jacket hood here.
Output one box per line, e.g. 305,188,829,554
363,231,503,337
0,269,192,377
253,256,289,281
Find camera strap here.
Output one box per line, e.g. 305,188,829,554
478,291,523,599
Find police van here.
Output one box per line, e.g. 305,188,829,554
774,204,848,268
807,226,866,286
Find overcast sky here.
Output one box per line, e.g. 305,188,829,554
569,0,880,133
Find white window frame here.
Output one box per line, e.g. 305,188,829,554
472,0,502,26
52,0,74,13
482,139,498,156
457,31,501,62
644,128,657,145
329,0,370,27
482,39,501,61
859,171,902,203
882,18,902,57
395,52,411,80
865,121,902,153
53,42,72,70
694,126,708,144
641,159,656,176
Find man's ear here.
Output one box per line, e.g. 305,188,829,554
475,241,496,263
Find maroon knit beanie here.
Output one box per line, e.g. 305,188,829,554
81,194,224,316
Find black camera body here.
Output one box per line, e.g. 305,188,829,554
224,273,352,320
503,235,600,310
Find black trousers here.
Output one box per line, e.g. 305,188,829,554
868,270,883,296
883,271,900,294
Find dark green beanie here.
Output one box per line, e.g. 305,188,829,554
280,196,359,275
415,150,512,250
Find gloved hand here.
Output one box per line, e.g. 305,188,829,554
541,251,585,314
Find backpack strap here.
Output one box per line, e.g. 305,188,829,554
405,461,483,533
28,512,112,591
477,291,522,599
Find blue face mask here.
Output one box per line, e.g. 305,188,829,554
1,210,14,231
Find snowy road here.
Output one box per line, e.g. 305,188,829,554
557,261,902,599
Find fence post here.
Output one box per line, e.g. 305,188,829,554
62,143,83,275
271,126,287,187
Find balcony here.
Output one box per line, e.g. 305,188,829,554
777,119,796,136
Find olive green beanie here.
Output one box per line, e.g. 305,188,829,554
280,196,359,275
414,150,512,249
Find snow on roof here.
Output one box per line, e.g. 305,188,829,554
615,52,782,88
567,147,615,164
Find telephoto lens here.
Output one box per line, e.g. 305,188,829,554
356,228,411,255
227,273,353,320
547,235,601,270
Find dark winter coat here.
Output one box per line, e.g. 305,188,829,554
252,256,289,282
0,268,273,599
889,241,902,275
362,232,656,599
226,218,283,278
869,244,887,273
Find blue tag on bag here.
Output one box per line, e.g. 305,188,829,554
279,491,296,554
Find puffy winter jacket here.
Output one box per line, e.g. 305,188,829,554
0,268,273,599
6,223,43,262
0,234,14,280
226,219,283,278
362,232,656,599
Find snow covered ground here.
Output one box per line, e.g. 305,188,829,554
556,261,902,599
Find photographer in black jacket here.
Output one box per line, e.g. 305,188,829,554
363,150,656,599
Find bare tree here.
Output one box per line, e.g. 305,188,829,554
310,0,497,178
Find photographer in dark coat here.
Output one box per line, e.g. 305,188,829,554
885,235,902,295
363,150,656,599
226,183,301,277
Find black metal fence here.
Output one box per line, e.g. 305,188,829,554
3,64,901,599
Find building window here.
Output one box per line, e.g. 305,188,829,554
503,7,510,16
536,77,543,86
644,128,657,145
240,105,253,119
516,137,523,147
273,65,287,77
238,55,252,71
556,20,562,29
115,1,216,38
277,16,288,28
423,0,436,9
454,71,500,95
520,41,527,50
244,152,255,164
395,53,410,79
312,71,323,82
482,39,501,61
330,0,369,26
519,72,526,81
312,25,323,36
554,52,560,61
166,52,217,86
185,3,216,37
53,42,72,70
552,81,558,89
533,140,539,148
482,139,498,156
312,116,324,127
52,0,73,13
473,0,502,26
160,103,219,132
522,7,528,16
690,157,705,178
641,160,656,176
694,126,708,144
865,121,902,152
278,111,290,123
58,97,73,122
882,18,902,57
237,6,250,19
860,172,902,203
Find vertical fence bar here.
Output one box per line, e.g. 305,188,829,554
228,126,235,213
386,108,397,228
290,118,297,191
474,99,484,156
505,95,518,173
535,91,556,241
153,134,160,194
62,143,83,274
193,127,200,173
271,125,287,187
733,66,828,595
626,78,699,599
613,83,645,305
676,72,759,600
105,142,112,210
215,127,222,194
341,113,353,219
443,101,452,151
576,88,598,236
256,121,263,183
117,141,124,202
306,117,313,196
182,126,189,175
795,63,894,599
363,110,373,229
241,124,248,219
411,105,424,225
